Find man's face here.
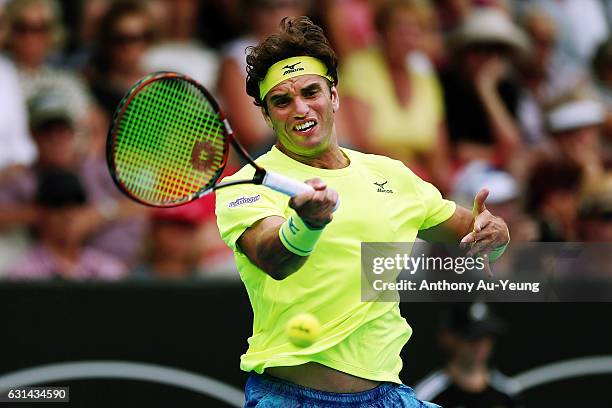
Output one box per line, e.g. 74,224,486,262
460,43,510,79
110,12,152,72
554,125,602,157
381,8,424,56
38,206,86,247
33,121,76,168
264,75,339,157
445,332,494,366
10,1,55,68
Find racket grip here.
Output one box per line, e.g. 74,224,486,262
262,170,340,211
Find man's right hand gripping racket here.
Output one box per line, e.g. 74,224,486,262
107,71,339,209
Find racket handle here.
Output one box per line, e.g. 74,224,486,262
262,170,340,211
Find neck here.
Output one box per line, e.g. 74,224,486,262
447,360,489,393
382,44,407,71
276,141,349,170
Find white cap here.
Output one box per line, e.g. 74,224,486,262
452,161,519,206
547,99,605,133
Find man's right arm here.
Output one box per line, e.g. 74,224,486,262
237,178,338,280
237,216,308,280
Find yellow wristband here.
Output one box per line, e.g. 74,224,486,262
279,215,324,256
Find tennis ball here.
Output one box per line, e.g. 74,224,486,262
286,313,321,347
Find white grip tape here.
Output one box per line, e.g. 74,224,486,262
262,170,314,196
262,170,340,211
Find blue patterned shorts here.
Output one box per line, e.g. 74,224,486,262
244,373,441,407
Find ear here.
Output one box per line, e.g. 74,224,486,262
331,86,340,113
260,107,273,130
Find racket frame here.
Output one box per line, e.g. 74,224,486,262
107,71,267,207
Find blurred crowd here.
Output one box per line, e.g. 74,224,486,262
0,0,611,281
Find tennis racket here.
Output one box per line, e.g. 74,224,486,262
107,71,335,208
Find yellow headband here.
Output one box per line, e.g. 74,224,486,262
259,56,334,100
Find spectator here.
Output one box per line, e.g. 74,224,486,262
134,201,208,280
546,97,607,191
415,303,523,408
577,176,612,242
572,177,612,287
440,7,530,168
340,0,451,191
4,0,95,144
517,5,586,144
87,0,155,117
592,37,612,151
433,0,472,33
0,89,78,275
0,90,79,233
217,0,307,156
134,187,236,280
0,89,147,267
526,157,583,241
317,0,377,60
61,0,111,71
0,0,37,175
7,168,127,281
0,18,36,273
520,0,608,73
143,0,219,91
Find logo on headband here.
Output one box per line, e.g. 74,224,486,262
282,62,305,76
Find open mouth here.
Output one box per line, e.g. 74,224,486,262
293,120,317,133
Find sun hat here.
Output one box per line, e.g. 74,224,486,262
448,8,531,58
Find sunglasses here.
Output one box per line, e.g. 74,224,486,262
13,20,52,34
112,31,153,45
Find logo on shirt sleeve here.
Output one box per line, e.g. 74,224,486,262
227,195,261,208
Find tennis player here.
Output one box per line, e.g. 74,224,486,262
216,16,510,407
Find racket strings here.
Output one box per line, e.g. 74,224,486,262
113,77,227,205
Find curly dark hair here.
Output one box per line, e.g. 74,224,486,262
245,16,338,108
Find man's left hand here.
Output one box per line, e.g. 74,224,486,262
460,189,510,276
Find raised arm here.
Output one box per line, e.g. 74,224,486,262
237,178,338,280
474,57,522,163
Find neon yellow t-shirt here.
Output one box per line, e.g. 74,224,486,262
215,146,456,383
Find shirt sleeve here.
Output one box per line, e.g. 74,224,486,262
215,180,288,252
415,175,456,230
